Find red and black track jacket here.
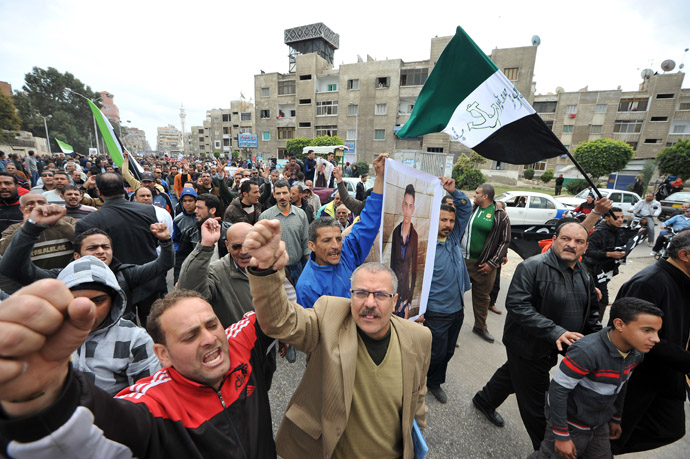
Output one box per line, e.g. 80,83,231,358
0,312,276,459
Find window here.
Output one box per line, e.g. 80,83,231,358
346,130,357,140
240,127,252,134
400,68,429,86
426,147,444,153
277,127,294,140
347,79,359,90
262,131,270,141
222,114,230,122
644,139,661,144
590,125,602,134
374,129,386,140
261,88,269,97
609,193,622,203
299,98,311,105
214,140,221,149
223,127,230,134
223,139,230,147
566,105,577,114
650,116,668,122
241,113,251,121
376,77,390,88
327,84,337,92
544,120,554,130
503,67,519,81
375,103,387,115
260,110,270,119
198,129,204,134
198,137,204,143
562,125,574,134
315,125,337,137
618,98,648,112
656,93,674,99
623,194,637,204
298,122,311,128
278,80,295,95
290,109,296,117
533,101,557,113
316,100,338,116
348,104,358,116
299,74,312,80
529,196,555,209
680,102,690,110
213,117,220,123
595,104,607,113
530,160,547,171
614,120,643,133
673,125,687,134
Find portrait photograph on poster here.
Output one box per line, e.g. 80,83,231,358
314,157,334,188
376,159,443,321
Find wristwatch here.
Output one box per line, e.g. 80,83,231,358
27,218,48,228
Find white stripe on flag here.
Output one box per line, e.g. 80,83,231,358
441,70,535,147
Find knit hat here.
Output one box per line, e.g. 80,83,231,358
179,188,198,199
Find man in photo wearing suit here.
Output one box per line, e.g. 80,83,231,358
390,184,418,318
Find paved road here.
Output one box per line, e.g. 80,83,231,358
267,242,690,458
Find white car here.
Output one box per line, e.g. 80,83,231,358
557,189,641,215
495,191,569,225
338,177,375,198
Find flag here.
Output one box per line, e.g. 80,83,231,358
86,99,143,178
396,26,567,164
55,138,74,154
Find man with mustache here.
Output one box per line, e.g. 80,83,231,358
421,177,472,404
473,221,601,451
296,154,387,309
242,218,431,459
258,180,310,284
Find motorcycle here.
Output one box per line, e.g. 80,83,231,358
654,228,676,260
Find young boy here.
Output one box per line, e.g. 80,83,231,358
531,297,663,459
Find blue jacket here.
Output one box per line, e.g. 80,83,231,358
296,192,382,308
426,190,472,314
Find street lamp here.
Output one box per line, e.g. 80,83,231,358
38,113,53,155
65,87,100,154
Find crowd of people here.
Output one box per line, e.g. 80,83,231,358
0,148,688,458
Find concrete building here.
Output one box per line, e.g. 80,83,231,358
254,24,537,165
0,130,50,158
185,100,255,157
99,91,120,124
0,81,12,98
156,124,182,155
531,72,690,177
122,126,150,154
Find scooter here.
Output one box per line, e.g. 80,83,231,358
654,228,676,260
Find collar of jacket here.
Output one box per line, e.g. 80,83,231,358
307,252,338,272
543,247,583,273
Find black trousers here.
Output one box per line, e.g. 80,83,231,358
424,309,464,388
477,349,557,451
611,389,686,454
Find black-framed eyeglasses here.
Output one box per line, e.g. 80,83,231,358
350,289,394,301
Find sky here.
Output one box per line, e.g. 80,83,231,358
1,0,689,149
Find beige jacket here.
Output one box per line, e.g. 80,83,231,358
248,269,431,459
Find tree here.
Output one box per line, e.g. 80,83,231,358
310,135,345,147
540,169,554,183
523,168,535,180
572,138,635,180
286,137,312,156
657,140,690,179
457,169,486,190
355,161,369,176
0,93,22,131
13,67,101,155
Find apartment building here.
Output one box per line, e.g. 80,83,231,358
186,101,255,157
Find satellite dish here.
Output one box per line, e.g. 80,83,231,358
661,59,676,72
640,68,654,79
555,86,564,94
531,35,541,46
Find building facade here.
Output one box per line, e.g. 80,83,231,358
156,124,182,155
185,101,255,157
122,126,150,154
99,91,120,125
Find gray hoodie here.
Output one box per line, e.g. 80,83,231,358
58,256,161,396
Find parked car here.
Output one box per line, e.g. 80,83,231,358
336,177,375,199
495,191,569,225
557,188,641,216
659,191,690,220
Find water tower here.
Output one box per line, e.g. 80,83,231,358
284,22,339,72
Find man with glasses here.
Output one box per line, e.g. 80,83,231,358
242,219,431,459
650,203,690,255
583,207,627,318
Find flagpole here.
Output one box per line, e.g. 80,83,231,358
565,151,616,218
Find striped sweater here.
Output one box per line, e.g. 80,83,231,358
546,328,643,440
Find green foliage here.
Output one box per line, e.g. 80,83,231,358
13,67,102,155
0,93,22,130
231,150,240,160
457,169,486,190
452,152,486,177
565,179,589,195
213,151,221,158
355,161,369,176
573,138,635,179
286,137,311,156
310,135,344,147
657,140,690,180
540,169,554,183
523,168,535,180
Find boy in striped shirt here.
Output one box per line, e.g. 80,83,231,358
531,297,663,459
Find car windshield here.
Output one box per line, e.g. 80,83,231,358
666,192,690,202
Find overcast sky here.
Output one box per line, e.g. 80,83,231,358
1,0,689,148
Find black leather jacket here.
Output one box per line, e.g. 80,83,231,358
503,249,601,360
